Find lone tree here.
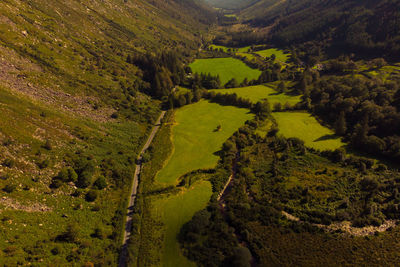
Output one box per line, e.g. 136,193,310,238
216,125,222,132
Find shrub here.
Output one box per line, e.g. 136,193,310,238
141,151,151,163
50,179,63,189
57,223,79,243
0,174,9,180
3,158,15,168
56,167,78,182
51,246,60,255
67,168,78,182
94,176,107,190
3,246,17,255
56,168,69,182
360,177,379,192
85,190,98,202
2,139,13,146
43,139,53,150
37,159,50,169
92,227,104,239
71,189,83,197
76,172,92,188
273,102,282,111
3,184,16,193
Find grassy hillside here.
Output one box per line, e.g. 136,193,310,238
0,84,151,265
0,0,214,265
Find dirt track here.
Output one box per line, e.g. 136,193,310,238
118,110,166,267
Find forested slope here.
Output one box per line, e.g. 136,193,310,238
241,0,400,59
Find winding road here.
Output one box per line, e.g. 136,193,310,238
119,110,166,267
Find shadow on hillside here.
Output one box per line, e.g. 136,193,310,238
213,150,224,157
313,134,339,142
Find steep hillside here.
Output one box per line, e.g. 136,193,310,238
205,0,258,10
0,0,214,265
240,0,400,59
239,0,285,20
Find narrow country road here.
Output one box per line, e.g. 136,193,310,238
119,110,166,267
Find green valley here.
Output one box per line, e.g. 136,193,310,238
2,0,400,266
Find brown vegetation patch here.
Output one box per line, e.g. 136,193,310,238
282,211,397,236
0,196,51,212
0,45,115,122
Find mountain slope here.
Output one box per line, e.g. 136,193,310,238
0,0,214,265
205,0,258,10
241,0,400,59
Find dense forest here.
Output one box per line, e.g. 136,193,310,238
224,0,400,59
309,75,400,160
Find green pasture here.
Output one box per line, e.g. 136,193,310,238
210,84,301,105
189,57,261,85
255,48,290,63
154,180,212,267
155,100,252,185
273,112,345,150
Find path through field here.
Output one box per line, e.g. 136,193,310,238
118,110,166,267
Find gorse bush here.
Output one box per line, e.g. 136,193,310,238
2,158,15,168
94,176,107,190
3,184,17,193
85,190,98,202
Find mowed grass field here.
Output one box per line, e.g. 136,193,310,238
256,48,290,63
189,57,261,85
154,180,212,267
156,100,253,185
210,85,301,105
273,112,345,150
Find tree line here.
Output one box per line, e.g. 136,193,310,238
309,75,400,160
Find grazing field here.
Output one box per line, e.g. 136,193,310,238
156,100,253,185
255,48,290,63
189,58,261,85
273,112,345,150
211,84,301,105
154,180,212,267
